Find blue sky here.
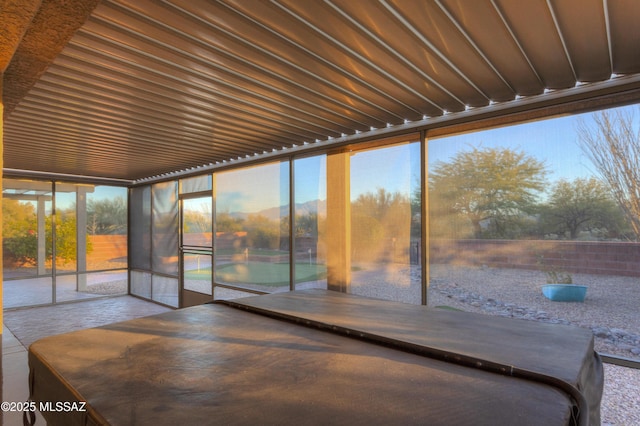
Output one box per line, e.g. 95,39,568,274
293,142,420,206
216,161,289,213
428,113,591,183
45,184,127,210
350,142,420,200
428,104,637,184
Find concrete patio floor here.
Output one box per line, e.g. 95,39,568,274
3,271,128,309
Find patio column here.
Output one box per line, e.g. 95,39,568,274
326,151,351,292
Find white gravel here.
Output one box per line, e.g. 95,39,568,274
602,364,640,426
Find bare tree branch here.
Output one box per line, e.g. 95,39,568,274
577,109,640,240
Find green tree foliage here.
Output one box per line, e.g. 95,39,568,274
293,212,319,237
245,214,280,250
3,200,90,265
429,147,547,238
2,200,38,264
215,212,244,233
87,196,127,235
577,109,640,240
351,188,412,261
53,210,80,264
3,199,36,239
182,199,212,235
538,177,628,239
183,210,210,234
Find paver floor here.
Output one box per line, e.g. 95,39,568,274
4,295,173,348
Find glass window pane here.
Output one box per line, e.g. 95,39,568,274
294,156,327,290
348,141,422,304
180,175,212,194
2,178,53,279
86,186,128,271
183,197,212,247
427,104,640,362
214,161,290,293
3,277,53,308
183,253,212,295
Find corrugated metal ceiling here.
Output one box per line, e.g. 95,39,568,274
3,0,640,183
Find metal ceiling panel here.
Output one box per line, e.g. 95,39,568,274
3,0,640,182
439,0,544,97
607,0,640,73
496,0,578,89
550,0,611,82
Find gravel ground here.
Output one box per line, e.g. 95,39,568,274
602,364,640,426
427,265,640,359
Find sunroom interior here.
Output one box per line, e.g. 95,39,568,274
2,0,640,423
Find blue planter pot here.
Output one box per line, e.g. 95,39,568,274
542,284,587,302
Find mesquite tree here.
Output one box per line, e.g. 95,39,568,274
429,147,547,239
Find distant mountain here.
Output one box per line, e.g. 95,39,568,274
229,199,326,221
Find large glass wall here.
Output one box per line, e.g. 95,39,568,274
214,161,290,296
55,184,129,303
121,104,638,368
288,139,422,301
426,104,640,362
2,179,128,308
347,141,421,303
82,185,128,298
293,155,327,290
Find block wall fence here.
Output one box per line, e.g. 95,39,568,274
88,235,640,277
429,239,640,277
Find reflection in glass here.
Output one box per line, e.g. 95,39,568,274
182,197,212,247
183,253,212,295
426,106,640,362
214,161,290,293
348,141,421,304
180,175,212,194
293,156,327,289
